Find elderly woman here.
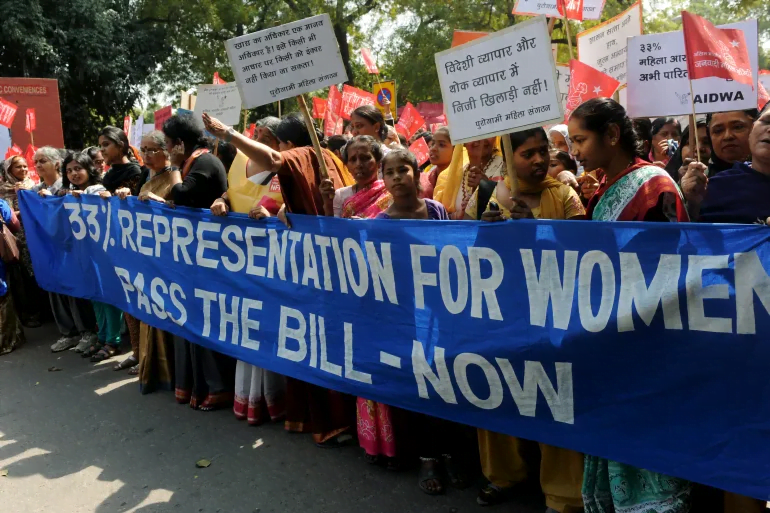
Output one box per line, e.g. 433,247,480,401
706,109,757,175
1,155,43,327
34,148,99,353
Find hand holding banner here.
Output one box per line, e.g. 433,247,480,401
0,98,18,129
408,137,430,167
360,48,380,74
396,102,425,139
564,59,620,120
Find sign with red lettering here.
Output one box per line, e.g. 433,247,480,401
154,106,172,130
0,98,18,129
25,108,36,133
395,102,425,139
340,85,376,121
408,137,430,167
0,78,63,149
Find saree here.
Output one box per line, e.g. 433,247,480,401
137,168,181,394
341,180,391,219
0,289,25,356
228,151,288,424
583,159,690,513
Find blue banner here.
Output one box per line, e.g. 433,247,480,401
18,191,770,499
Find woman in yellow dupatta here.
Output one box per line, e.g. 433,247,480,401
467,128,585,512
433,137,504,219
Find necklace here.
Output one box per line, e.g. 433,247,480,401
460,155,496,213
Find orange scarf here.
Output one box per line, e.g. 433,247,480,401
181,148,210,179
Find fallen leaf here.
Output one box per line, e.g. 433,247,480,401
195,459,211,468
0,469,8,477
48,366,62,372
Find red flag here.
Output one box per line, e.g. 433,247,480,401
564,59,620,121
759,81,769,110
0,98,18,129
213,72,226,85
25,109,36,133
324,86,343,138
360,48,379,74
123,116,132,137
451,31,489,48
408,137,430,167
682,11,753,87
557,0,584,21
312,97,327,119
340,85,376,121
396,103,425,139
154,105,173,130
4,144,22,160
24,144,40,183
243,123,257,139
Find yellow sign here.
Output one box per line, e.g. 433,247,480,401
373,80,397,119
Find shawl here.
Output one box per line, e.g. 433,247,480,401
0,156,35,208
699,162,770,224
102,161,143,194
517,174,570,220
548,124,573,153
341,180,391,219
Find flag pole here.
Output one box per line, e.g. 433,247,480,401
558,0,575,59
296,94,329,180
502,134,519,198
687,80,702,163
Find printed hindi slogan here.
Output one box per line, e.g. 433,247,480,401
435,16,562,144
193,83,243,126
225,14,348,109
512,0,606,21
576,1,642,85
626,20,758,117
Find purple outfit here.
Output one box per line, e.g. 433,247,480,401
376,198,449,220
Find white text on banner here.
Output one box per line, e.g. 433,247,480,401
435,16,562,144
626,20,758,117
193,83,243,126
225,14,348,109
576,1,642,85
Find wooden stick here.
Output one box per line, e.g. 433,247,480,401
278,100,281,118
30,131,34,147
297,94,329,180
501,134,519,197
558,0,575,60
688,80,701,163
214,138,219,157
688,114,697,160
548,17,557,35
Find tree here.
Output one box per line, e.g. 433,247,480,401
0,0,168,148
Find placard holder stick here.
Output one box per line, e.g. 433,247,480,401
557,0,575,59
688,114,697,160
297,94,329,180
29,130,34,147
548,17,557,36
687,81,702,162
501,134,519,197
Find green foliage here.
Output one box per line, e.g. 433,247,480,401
0,0,167,148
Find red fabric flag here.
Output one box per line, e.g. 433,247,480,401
0,98,18,129
408,137,430,167
682,11,753,87
451,31,489,48
324,86,343,138
25,109,36,133
557,0,584,21
24,144,40,183
312,97,327,119
340,85,376,121
396,103,425,139
123,116,132,136
360,48,379,74
759,81,769,110
564,59,620,121
213,72,226,85
243,123,257,139
4,144,22,160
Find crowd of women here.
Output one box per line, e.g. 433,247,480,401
0,95,768,513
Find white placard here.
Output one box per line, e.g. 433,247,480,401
513,0,606,21
193,83,243,126
555,64,570,114
626,20,758,117
131,116,143,148
435,16,562,144
576,2,642,85
225,14,348,109
617,84,627,110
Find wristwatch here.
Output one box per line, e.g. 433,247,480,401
224,127,236,143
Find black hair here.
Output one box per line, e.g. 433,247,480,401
340,135,383,164
62,153,102,190
420,132,434,145
552,150,578,173
651,117,682,137
99,126,131,156
570,98,640,158
162,115,208,151
398,133,408,146
208,138,237,171
351,105,387,141
382,148,422,192
706,109,759,127
83,146,102,161
664,119,709,180
327,135,349,153
275,112,317,148
507,127,548,153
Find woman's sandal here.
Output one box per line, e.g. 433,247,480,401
81,343,104,358
476,483,509,506
90,344,121,362
443,454,472,489
418,457,444,495
113,355,138,371
127,364,139,376
315,433,354,449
